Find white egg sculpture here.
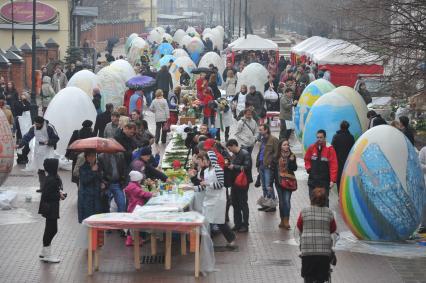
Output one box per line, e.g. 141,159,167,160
128,37,148,66
180,34,192,48
110,59,137,82
67,70,99,97
148,29,162,44
202,28,212,36
173,29,186,43
44,87,97,156
97,66,127,108
203,33,220,50
236,63,269,95
169,56,196,88
198,52,225,76
163,33,173,43
172,48,189,58
0,110,13,186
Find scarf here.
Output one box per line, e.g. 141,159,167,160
278,150,292,177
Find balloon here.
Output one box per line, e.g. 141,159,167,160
67,70,99,97
44,87,97,156
110,59,137,82
128,37,148,66
173,29,186,43
169,56,196,88
0,110,13,186
172,48,189,58
97,66,127,108
187,37,204,54
236,63,269,95
198,52,225,76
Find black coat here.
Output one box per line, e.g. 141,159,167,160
94,110,112,137
114,130,137,163
229,148,253,186
209,81,222,100
156,70,173,93
332,129,355,186
38,159,62,219
402,127,415,146
13,99,31,116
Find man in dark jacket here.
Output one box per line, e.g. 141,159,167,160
399,116,415,145
98,152,127,212
331,121,355,192
226,139,252,232
94,103,113,137
19,116,60,192
367,110,387,129
114,122,137,164
246,85,265,119
155,65,173,97
179,67,191,86
304,129,338,207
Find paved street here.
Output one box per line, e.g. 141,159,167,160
0,112,425,283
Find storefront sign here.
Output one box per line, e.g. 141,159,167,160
0,1,58,24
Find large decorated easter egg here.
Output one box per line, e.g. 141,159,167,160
172,48,189,58
110,59,137,82
97,65,127,108
127,37,148,66
302,87,367,152
236,63,269,95
125,33,138,55
173,29,186,44
169,56,196,88
198,52,225,76
44,87,97,156
67,70,99,97
340,125,425,241
293,79,335,141
0,110,13,186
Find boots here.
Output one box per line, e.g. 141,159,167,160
125,235,133,246
40,246,60,263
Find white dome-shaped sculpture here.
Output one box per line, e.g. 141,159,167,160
147,29,162,44
128,37,148,66
180,34,192,48
198,52,225,76
172,48,189,58
110,59,137,82
44,87,97,156
169,56,196,88
97,66,127,108
67,70,99,97
236,63,269,95
173,29,186,43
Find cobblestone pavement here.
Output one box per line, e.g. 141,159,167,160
1,112,425,283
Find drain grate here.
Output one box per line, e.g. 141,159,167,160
140,255,165,264
250,259,293,266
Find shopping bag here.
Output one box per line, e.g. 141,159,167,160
18,111,32,135
234,170,248,189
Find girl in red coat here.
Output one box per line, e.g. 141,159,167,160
202,87,215,127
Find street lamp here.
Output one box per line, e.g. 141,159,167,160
238,0,241,37
11,0,14,45
244,0,248,38
30,0,37,118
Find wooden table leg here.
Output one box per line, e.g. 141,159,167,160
151,233,157,255
94,249,99,271
165,231,172,270
88,227,93,275
194,227,200,278
180,232,187,255
133,229,141,270
189,231,196,253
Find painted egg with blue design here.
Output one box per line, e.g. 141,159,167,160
293,79,335,141
340,125,425,241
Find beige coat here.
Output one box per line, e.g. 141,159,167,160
41,76,56,108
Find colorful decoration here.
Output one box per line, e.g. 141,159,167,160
0,110,13,186
293,79,335,141
302,87,367,152
340,125,426,241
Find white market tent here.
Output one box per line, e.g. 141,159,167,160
291,36,327,55
229,34,278,51
313,42,381,65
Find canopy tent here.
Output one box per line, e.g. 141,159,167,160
227,34,279,66
291,36,384,87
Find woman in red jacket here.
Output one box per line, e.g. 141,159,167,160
202,87,215,127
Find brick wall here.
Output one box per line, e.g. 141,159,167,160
10,61,24,95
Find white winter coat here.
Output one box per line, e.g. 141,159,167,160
150,98,170,122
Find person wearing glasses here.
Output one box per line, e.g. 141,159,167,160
304,129,338,207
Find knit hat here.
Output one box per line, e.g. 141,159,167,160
82,120,93,127
129,170,143,182
139,146,152,156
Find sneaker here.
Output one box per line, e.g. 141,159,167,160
40,246,60,263
39,246,47,258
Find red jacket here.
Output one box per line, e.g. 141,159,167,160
124,89,135,111
203,93,214,117
196,78,207,99
123,182,153,213
304,142,338,186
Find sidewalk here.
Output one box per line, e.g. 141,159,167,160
0,123,425,283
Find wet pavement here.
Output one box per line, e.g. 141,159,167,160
0,112,425,283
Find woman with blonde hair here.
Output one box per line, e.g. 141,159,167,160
225,70,237,97
116,106,130,129
150,89,170,144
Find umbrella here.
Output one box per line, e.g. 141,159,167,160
191,67,213,74
159,55,176,67
68,137,125,153
157,42,174,56
126,75,156,90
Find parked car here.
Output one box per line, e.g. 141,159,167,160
354,74,393,97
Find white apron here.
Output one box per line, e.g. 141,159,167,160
34,124,55,170
202,166,226,224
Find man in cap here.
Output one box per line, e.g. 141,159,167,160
18,116,60,192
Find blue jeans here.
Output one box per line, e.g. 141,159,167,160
108,183,126,212
259,165,275,199
276,188,292,218
145,91,153,107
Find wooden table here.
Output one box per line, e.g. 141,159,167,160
84,212,204,278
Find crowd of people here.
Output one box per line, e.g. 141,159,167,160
1,31,424,281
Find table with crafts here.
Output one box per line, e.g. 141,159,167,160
83,190,205,277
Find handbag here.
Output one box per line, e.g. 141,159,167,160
234,170,248,189
280,175,297,191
